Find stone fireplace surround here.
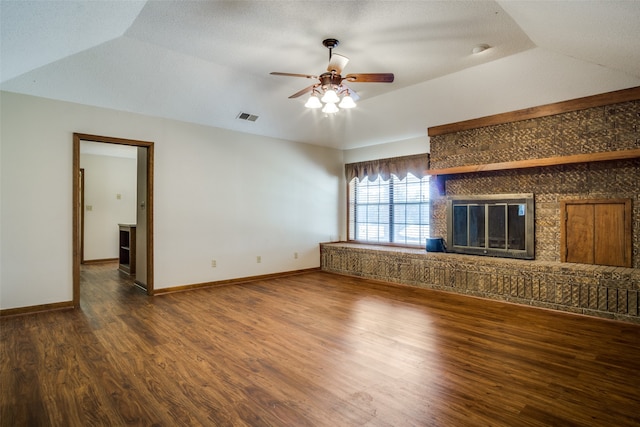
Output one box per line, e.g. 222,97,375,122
322,87,640,323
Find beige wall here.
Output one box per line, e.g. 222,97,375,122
1,91,344,310
80,151,137,261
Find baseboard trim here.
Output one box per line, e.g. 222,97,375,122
153,267,321,295
82,258,118,264
1,268,322,314
0,300,75,317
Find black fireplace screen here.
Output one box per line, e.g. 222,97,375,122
447,194,534,259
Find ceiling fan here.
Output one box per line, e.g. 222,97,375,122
270,38,394,113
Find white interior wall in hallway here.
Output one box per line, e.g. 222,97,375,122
80,150,137,261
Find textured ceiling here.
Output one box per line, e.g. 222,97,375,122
2,1,639,149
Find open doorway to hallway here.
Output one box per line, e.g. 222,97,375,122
80,141,137,264
73,133,154,306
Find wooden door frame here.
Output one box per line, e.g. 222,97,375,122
73,133,155,306
80,168,85,264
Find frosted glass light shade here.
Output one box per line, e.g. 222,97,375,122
304,95,322,108
338,94,356,109
321,89,340,104
322,102,339,114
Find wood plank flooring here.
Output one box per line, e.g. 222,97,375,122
2,263,640,426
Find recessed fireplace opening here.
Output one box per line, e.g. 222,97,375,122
446,193,534,259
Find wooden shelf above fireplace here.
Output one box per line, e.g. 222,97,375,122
425,148,640,177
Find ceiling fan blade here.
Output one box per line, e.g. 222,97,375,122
288,84,318,99
327,53,349,74
270,72,318,79
344,73,394,83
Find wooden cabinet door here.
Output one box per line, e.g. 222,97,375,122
561,199,631,268
595,203,627,266
564,203,595,264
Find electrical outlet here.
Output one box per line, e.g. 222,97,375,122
116,193,122,200
257,256,261,263
86,205,93,211
294,252,298,259
211,260,216,268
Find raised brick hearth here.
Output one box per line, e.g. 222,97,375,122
321,243,639,323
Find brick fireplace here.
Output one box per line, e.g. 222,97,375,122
322,87,640,323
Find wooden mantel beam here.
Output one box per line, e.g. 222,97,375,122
428,86,640,137
425,148,640,176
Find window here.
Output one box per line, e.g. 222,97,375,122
447,194,534,259
348,173,430,246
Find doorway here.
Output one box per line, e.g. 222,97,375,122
73,133,154,306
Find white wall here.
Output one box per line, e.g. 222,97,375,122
343,135,429,164
0,91,344,310
80,152,137,261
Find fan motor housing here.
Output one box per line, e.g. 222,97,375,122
319,72,342,89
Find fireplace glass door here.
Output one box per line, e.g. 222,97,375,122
447,194,534,259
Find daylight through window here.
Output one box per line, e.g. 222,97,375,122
348,173,430,246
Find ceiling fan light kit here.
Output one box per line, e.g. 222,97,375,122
321,88,340,104
338,93,356,109
322,102,339,114
304,94,323,109
271,38,394,114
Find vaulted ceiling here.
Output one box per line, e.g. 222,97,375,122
2,1,639,149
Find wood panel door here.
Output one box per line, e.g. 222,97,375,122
564,203,595,264
561,199,631,267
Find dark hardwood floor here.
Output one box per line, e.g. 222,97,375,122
2,262,639,426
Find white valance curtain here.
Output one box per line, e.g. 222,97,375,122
344,153,429,182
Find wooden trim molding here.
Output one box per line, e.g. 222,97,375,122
428,86,640,137
425,148,640,176
154,268,321,295
73,133,155,306
1,301,74,317
83,258,119,265
73,133,155,146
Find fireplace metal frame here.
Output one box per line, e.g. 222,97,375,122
446,193,535,260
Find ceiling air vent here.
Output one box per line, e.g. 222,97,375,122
237,112,259,122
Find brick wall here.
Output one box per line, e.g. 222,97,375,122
430,160,639,264
321,243,640,323
429,101,640,167
430,99,640,266
322,92,640,323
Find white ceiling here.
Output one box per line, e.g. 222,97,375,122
2,1,639,150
